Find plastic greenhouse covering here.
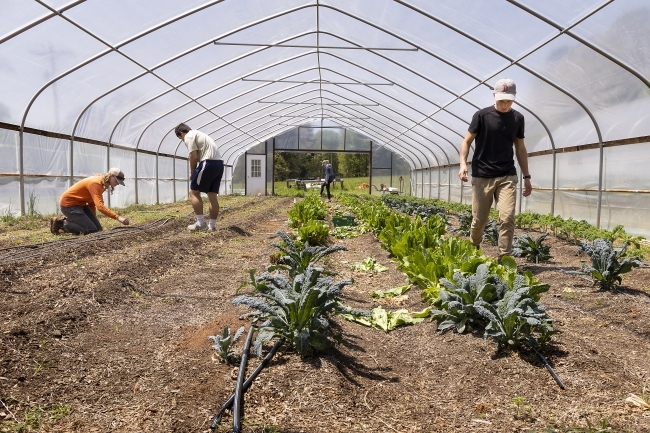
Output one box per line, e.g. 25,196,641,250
1,0,650,236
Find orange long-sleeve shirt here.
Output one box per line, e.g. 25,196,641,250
59,176,118,220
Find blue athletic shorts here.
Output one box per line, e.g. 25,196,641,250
190,160,224,194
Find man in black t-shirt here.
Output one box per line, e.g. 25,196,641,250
458,78,532,260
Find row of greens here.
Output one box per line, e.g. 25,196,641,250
380,195,643,287
338,194,557,350
381,193,646,251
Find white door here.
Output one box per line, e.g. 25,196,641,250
246,154,266,196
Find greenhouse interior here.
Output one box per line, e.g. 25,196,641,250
2,0,650,236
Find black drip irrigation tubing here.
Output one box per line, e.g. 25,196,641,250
526,342,565,390
0,217,175,265
210,337,285,431
233,325,255,433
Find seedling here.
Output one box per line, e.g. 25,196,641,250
209,326,245,364
512,396,531,418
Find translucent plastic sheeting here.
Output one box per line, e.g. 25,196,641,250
175,181,189,202
0,16,106,125
0,177,21,217
75,74,173,142
73,141,108,177
158,180,174,204
320,1,509,79
109,179,135,210
26,52,143,134
1,0,51,40
137,180,156,205
174,158,188,181
0,129,18,174
522,34,650,142
158,156,174,180
112,93,197,147
65,0,213,46
23,133,68,176
137,153,156,179
231,158,245,195
573,0,650,80
24,177,69,215
107,148,136,197
372,144,392,168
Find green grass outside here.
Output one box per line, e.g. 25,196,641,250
273,176,375,198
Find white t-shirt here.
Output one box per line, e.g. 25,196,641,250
183,130,222,161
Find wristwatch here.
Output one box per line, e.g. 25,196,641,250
523,175,531,179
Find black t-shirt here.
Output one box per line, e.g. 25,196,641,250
468,106,525,178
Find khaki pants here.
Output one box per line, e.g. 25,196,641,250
470,175,518,258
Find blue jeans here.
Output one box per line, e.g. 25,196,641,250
61,205,103,235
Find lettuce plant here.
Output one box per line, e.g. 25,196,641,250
288,195,326,227
296,220,329,245
233,266,353,357
512,233,553,263
571,239,642,290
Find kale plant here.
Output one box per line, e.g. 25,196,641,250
454,212,472,237
482,219,500,246
233,266,353,357
268,231,346,278
475,286,558,350
571,239,642,290
512,233,553,263
430,264,508,334
208,326,245,364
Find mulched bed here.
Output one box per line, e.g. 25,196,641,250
1,196,649,432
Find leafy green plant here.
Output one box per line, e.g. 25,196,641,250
482,219,499,246
511,396,532,418
233,266,353,357
371,284,411,298
475,284,558,350
296,220,329,245
350,257,388,272
267,231,346,278
430,264,507,333
512,233,553,263
569,239,642,290
287,195,326,227
331,225,368,239
454,212,472,236
208,326,245,364
338,305,429,332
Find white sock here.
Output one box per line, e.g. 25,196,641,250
209,219,216,229
196,215,205,225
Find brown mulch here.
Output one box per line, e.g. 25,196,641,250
1,196,650,432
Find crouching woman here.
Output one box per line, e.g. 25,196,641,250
53,168,130,235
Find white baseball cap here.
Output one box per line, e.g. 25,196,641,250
493,78,516,101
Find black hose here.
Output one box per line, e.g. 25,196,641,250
233,325,255,433
210,338,285,430
527,342,565,390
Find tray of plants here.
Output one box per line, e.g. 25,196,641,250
332,215,356,227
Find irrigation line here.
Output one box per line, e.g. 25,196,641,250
233,325,255,433
526,342,565,390
210,338,285,430
0,217,175,265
